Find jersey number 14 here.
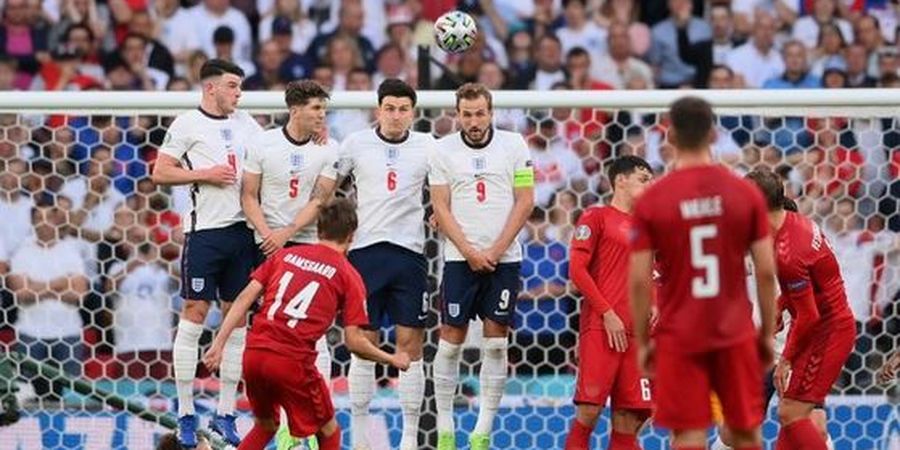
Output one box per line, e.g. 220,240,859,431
267,272,320,328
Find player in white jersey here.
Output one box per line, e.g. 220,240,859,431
240,79,339,450
429,83,535,450
151,59,262,448
339,79,435,450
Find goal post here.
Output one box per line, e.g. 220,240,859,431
0,90,896,450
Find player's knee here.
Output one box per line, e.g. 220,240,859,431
440,324,467,345
396,327,424,361
576,405,603,427
181,301,209,324
482,337,507,359
724,427,761,447
611,409,648,434
318,419,340,439
718,425,735,446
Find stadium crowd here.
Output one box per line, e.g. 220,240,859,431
0,0,898,405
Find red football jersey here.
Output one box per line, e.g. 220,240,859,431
570,205,634,333
775,211,855,360
631,165,770,353
246,244,369,362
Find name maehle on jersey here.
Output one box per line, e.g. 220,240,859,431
159,109,263,232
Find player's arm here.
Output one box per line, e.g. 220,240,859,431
431,184,494,272
487,137,535,263
5,274,50,305
777,263,821,363
202,279,264,371
750,237,778,371
629,249,655,373
877,351,900,384
151,153,236,187
262,175,338,256
240,170,272,240
345,325,410,370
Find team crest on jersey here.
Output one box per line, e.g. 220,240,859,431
191,278,205,293
385,147,399,166
575,224,591,241
290,153,304,172
448,303,460,318
472,156,486,174
220,128,233,142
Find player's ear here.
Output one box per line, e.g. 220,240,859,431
707,127,716,145
666,127,677,148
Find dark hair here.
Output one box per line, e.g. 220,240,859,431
562,0,587,8
284,80,330,107
607,155,652,190
377,78,416,106
199,58,245,80
565,46,590,61
669,96,714,151
317,198,358,243
455,82,492,110
65,23,94,43
745,167,793,211
709,64,734,78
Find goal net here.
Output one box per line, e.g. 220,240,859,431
0,90,896,450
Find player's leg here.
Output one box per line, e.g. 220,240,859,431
239,349,280,450
386,246,429,450
810,408,834,450
470,262,520,450
607,338,652,450
564,329,620,450
654,338,713,450
348,327,379,450
434,262,479,450
210,225,257,445
713,338,764,450
174,231,219,447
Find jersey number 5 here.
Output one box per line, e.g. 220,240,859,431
227,152,237,172
267,272,320,328
289,177,299,198
689,224,720,298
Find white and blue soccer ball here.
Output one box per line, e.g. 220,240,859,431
434,10,478,54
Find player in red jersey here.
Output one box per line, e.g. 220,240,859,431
745,168,856,450
629,96,778,450
564,155,654,450
203,199,411,450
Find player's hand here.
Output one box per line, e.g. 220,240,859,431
261,227,293,256
602,311,628,352
877,354,899,385
637,341,655,377
202,164,237,187
428,214,441,233
202,345,224,372
463,248,496,273
312,128,329,145
757,334,775,369
391,351,411,371
774,360,791,395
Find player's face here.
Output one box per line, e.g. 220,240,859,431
458,96,493,143
291,97,328,134
376,96,414,137
211,73,243,114
622,167,653,200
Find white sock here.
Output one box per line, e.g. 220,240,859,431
473,337,507,436
434,339,462,434
711,436,732,450
173,319,203,416
399,359,425,450
216,326,246,416
314,335,332,390
349,355,375,449
825,433,834,450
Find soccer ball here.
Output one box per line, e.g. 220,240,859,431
434,10,478,54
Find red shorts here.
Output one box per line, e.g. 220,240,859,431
574,330,652,411
784,320,855,404
654,336,763,431
242,348,334,436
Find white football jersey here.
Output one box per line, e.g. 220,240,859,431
159,108,263,233
244,128,339,244
338,128,435,253
113,263,175,353
430,129,534,263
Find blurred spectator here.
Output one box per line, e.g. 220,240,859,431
61,24,105,81
152,0,200,73
1,0,50,90
822,66,849,87
593,22,655,89
710,5,742,65
731,0,799,38
557,0,607,57
0,159,33,257
763,40,821,88
9,197,90,401
876,48,898,80
311,65,334,91
118,33,170,90
268,17,314,83
845,43,878,87
31,46,103,91
504,30,534,89
810,23,848,76
69,146,127,244
258,0,316,55
478,61,528,131
530,119,589,207
244,40,283,91
527,34,567,90
127,11,176,78
792,0,853,49
323,34,366,91
307,0,376,73
110,242,176,380
854,14,885,75
436,48,482,90
103,53,145,90
211,25,254,76
0,56,17,90
189,0,253,71
329,68,373,140
595,0,652,56
725,10,784,88
647,0,712,88
372,43,408,87
47,0,108,52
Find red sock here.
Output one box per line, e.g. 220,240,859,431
777,418,827,450
608,430,638,450
236,424,276,450
564,419,593,450
316,424,341,450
